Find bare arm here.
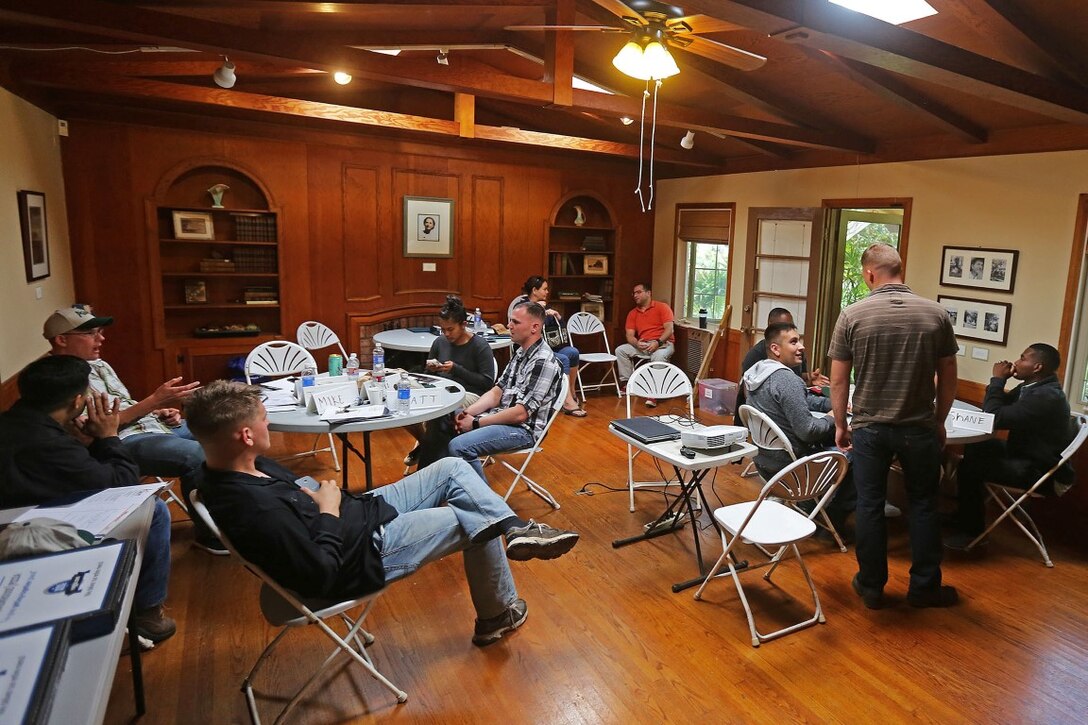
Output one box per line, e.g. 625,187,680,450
830,359,853,451
625,327,638,347
118,377,201,427
934,354,958,449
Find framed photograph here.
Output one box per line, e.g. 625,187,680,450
18,190,49,282
583,254,608,275
403,196,454,258
580,301,604,321
172,211,215,240
938,295,1012,345
940,246,1018,293
184,280,207,304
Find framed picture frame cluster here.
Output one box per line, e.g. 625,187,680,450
938,295,1012,345
18,190,50,282
940,246,1018,293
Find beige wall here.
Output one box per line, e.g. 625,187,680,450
0,88,73,381
654,151,1088,383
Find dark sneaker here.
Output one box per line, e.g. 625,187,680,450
472,599,528,646
132,605,177,643
907,585,959,608
852,573,884,610
403,445,421,466
644,398,658,408
505,520,579,561
194,534,229,556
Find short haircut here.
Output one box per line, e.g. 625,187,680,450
860,243,902,278
1027,343,1060,374
186,380,263,442
764,321,798,346
521,275,546,297
17,355,91,412
766,307,792,324
634,281,652,292
439,295,468,324
512,300,545,322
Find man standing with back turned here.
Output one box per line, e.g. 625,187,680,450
828,244,959,609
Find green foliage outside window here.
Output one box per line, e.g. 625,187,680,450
686,241,728,320
840,223,901,309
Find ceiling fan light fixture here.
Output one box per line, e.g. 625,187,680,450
213,57,236,89
642,41,679,80
612,40,649,80
333,71,352,85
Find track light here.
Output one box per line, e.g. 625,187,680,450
681,130,695,150
333,71,352,85
436,48,449,66
213,57,236,89
620,116,634,126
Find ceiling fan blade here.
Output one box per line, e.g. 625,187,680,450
669,15,744,34
505,24,624,32
679,35,767,71
589,0,649,26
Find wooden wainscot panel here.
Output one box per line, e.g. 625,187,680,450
392,169,460,295
343,164,382,302
470,176,504,301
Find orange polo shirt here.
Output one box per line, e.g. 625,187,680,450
625,301,675,343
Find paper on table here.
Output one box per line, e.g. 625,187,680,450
319,404,387,423
14,482,166,536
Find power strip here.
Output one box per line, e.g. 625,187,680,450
644,511,687,534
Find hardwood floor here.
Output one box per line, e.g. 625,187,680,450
105,395,1088,724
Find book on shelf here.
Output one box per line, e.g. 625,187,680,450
244,300,279,305
582,293,603,302
581,235,607,252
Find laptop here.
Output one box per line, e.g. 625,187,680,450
611,417,682,444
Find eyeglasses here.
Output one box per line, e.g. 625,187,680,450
65,329,105,338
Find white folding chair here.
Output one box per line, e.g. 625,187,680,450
245,341,340,472
739,404,848,553
624,362,694,512
490,376,568,509
189,493,406,723
296,320,348,360
964,413,1088,567
694,450,849,647
567,311,621,401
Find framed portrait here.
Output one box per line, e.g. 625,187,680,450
580,301,604,321
583,254,608,275
940,246,1018,293
172,211,215,240
18,190,50,282
938,295,1012,345
184,280,207,304
403,196,454,258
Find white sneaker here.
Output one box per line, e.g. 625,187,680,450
884,501,902,518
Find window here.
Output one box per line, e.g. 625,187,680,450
1062,195,1088,412
674,205,733,323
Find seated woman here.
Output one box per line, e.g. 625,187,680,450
406,296,497,468
508,275,586,417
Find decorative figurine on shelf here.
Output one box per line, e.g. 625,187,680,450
573,204,586,227
207,183,230,209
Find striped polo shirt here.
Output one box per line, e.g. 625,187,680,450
828,284,958,428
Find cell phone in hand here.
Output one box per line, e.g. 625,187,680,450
295,475,321,492
426,358,439,368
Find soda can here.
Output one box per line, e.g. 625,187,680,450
328,354,343,377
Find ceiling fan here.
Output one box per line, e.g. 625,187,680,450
505,0,767,75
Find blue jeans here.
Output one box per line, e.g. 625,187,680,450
551,345,580,374
851,424,943,594
135,498,172,610
124,426,210,538
371,458,518,619
447,424,535,481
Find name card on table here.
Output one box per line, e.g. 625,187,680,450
305,382,360,414
945,409,994,433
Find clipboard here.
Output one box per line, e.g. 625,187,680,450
0,539,136,642
0,621,71,725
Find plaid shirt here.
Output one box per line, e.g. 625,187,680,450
87,359,172,439
493,338,562,438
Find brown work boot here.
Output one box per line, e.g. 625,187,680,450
132,605,177,643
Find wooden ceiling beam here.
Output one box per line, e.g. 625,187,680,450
811,49,988,143
543,0,575,107
454,92,475,138
975,0,1088,87
676,0,1088,124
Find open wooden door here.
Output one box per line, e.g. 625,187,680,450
739,208,825,354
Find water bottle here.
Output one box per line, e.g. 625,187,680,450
301,364,317,388
395,373,412,416
698,308,708,329
345,353,360,397
372,342,385,384
473,307,486,336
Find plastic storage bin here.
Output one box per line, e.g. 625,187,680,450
697,378,738,415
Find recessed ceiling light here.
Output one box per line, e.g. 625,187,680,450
332,71,352,85
829,0,936,25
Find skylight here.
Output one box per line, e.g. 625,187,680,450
572,76,613,95
829,0,937,25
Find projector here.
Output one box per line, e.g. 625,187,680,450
681,425,748,450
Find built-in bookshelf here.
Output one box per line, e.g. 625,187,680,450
546,193,618,324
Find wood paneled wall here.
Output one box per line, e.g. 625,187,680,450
59,119,654,397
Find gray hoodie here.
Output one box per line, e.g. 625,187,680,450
742,359,834,475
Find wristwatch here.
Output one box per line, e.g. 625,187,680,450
472,415,481,430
